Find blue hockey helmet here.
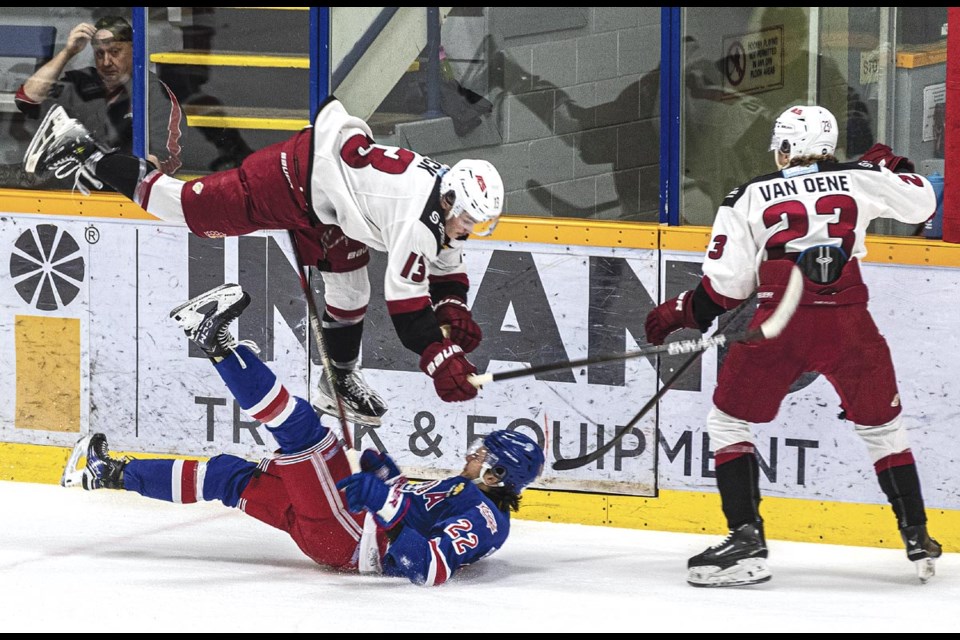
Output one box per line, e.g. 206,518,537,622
480,430,545,493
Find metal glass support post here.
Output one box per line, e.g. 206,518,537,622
310,7,331,116
132,7,147,158
659,7,682,226
424,7,443,118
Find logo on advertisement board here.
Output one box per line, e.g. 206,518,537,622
9,224,85,310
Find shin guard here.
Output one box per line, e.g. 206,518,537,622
715,449,763,530
876,456,927,528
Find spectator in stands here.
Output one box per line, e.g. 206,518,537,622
15,15,182,178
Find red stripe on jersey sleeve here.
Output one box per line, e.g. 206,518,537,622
428,273,469,287
180,460,199,503
253,386,291,424
387,296,432,315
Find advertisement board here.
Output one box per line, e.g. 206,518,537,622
2,215,958,507
0,217,661,495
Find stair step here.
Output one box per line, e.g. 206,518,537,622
151,51,309,68
183,105,309,130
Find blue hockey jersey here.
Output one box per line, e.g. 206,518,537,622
377,475,511,586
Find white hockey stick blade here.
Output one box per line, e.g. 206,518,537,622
469,373,492,387
757,264,803,339
60,435,92,488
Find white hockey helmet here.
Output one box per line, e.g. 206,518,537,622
440,159,504,236
769,105,838,164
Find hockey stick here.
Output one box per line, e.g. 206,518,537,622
469,334,751,387
288,231,359,472
551,264,803,472
469,265,803,387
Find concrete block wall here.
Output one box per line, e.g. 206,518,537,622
393,7,662,222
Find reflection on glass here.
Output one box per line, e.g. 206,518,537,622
0,6,946,239
347,7,662,222
147,7,309,177
682,7,876,226
2,9,184,191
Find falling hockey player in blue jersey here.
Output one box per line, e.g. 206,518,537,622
61,283,545,586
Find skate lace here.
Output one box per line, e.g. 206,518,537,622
50,152,103,196
43,111,104,195
91,438,130,472
341,370,380,403
216,327,261,355
91,435,111,463
707,531,737,550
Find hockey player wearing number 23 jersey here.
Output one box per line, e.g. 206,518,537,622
645,105,941,587
61,283,545,586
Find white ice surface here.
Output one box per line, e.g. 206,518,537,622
1,480,956,633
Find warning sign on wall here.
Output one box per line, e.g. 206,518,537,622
722,25,784,95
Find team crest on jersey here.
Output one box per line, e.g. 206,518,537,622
192,182,204,194
422,481,465,510
402,478,439,494
477,502,498,534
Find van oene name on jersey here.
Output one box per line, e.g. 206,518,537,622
759,174,851,203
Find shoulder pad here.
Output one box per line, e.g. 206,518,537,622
722,170,780,207
418,177,445,253
841,159,883,173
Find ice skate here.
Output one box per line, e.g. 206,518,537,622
61,433,128,490
169,283,256,359
23,104,109,192
314,367,387,427
901,524,942,584
687,521,772,587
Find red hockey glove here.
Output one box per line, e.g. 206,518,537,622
644,290,699,346
434,296,482,353
859,143,915,173
419,339,478,402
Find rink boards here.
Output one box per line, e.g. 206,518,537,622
1,193,958,548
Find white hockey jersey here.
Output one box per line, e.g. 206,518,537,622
703,160,937,303
308,98,467,310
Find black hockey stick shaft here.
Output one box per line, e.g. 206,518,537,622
552,347,703,471
469,333,739,387
288,232,358,468
469,265,801,388
551,264,802,472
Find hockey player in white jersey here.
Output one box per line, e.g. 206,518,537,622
24,98,502,425
644,105,942,587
